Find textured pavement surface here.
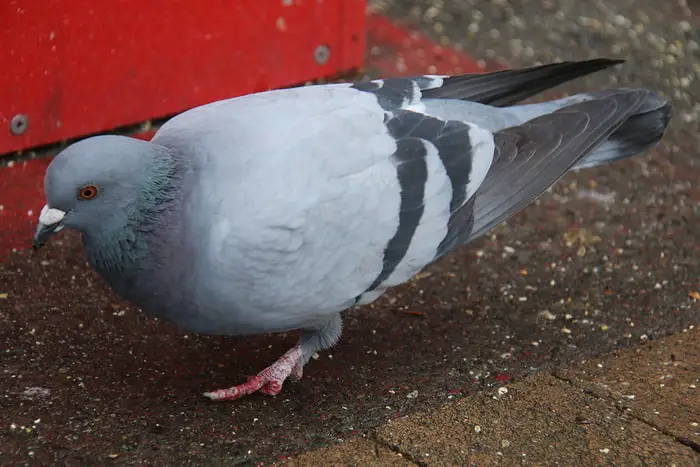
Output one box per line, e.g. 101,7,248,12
2,0,699,465
292,328,699,465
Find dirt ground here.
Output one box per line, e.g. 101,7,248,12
2,0,699,465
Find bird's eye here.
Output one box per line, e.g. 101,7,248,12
78,184,99,200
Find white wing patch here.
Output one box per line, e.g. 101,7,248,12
464,124,495,201
420,75,447,88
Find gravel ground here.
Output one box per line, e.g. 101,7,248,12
373,0,700,120
2,1,699,465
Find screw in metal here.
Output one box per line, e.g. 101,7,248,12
10,114,28,135
314,44,330,65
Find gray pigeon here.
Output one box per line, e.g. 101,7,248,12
33,59,671,401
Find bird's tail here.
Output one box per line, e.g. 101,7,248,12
464,89,670,243
512,89,672,170
572,90,672,169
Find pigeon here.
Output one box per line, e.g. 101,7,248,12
33,58,671,401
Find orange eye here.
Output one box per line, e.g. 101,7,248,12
78,184,99,200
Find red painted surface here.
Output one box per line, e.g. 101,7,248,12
0,12,483,260
0,158,52,257
0,0,367,155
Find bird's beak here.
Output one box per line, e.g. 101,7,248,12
32,205,66,250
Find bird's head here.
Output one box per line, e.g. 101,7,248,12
33,135,163,250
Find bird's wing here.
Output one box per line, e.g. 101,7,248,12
465,89,648,243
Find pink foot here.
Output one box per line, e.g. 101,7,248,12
203,345,305,401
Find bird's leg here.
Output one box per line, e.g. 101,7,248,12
203,313,342,401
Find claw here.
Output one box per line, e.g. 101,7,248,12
203,345,304,401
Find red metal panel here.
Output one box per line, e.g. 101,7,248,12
0,0,367,154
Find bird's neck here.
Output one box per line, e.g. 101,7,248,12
84,152,186,297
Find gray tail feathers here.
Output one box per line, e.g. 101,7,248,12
573,89,672,169
421,58,625,106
